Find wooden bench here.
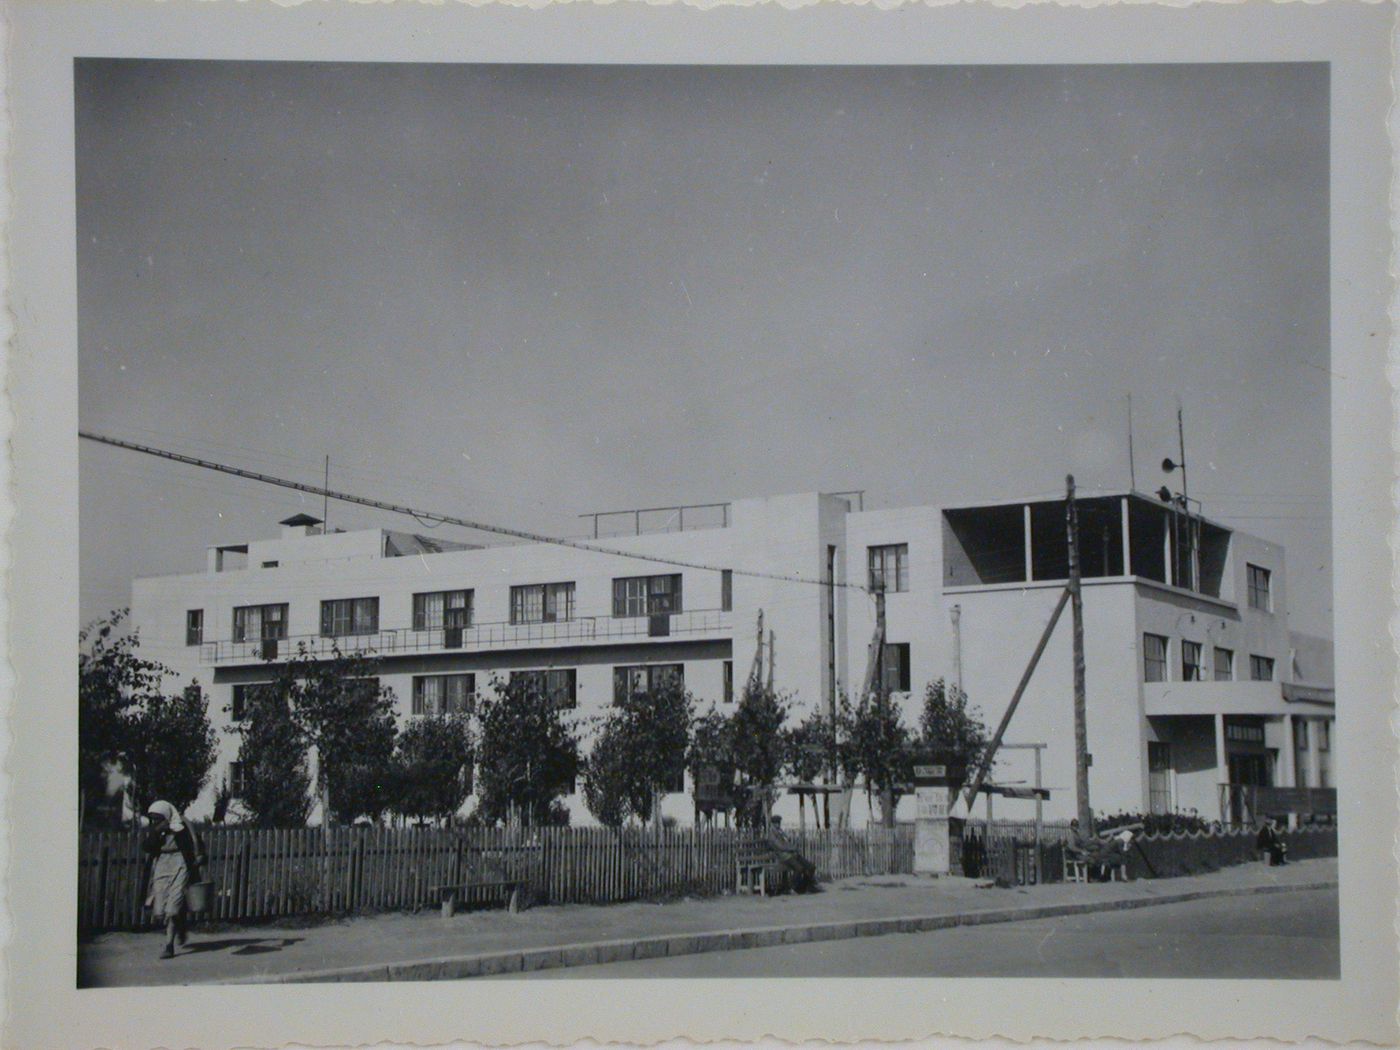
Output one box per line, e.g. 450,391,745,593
736,848,782,896
1064,851,1127,884
429,879,526,918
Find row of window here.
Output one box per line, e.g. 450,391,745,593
229,661,740,722
187,571,735,645
1142,634,1275,683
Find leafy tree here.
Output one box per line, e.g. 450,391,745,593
391,713,474,825
475,675,579,827
583,676,692,827
728,679,791,827
79,610,170,824
232,681,313,828
917,678,991,789
282,644,398,825
848,691,914,826
122,681,219,814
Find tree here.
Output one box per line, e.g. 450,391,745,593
282,644,398,825
917,678,992,789
848,691,914,825
687,706,738,824
474,675,579,827
391,713,474,825
583,675,692,827
232,680,313,828
122,681,219,814
79,610,170,824
728,679,790,827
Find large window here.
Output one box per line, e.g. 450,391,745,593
512,668,577,709
881,642,912,692
412,674,475,716
229,682,270,722
613,663,684,704
185,609,204,646
612,574,683,618
320,597,379,637
868,544,909,593
233,603,288,642
1181,641,1204,682
413,590,472,631
1213,647,1234,682
1143,634,1169,682
1247,564,1272,611
228,761,247,799
1249,654,1275,682
511,582,576,624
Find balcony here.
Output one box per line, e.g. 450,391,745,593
198,608,734,666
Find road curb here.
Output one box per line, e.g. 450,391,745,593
213,878,1336,984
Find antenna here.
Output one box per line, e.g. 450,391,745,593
1126,393,1137,491
323,455,330,531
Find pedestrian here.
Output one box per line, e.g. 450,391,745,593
765,816,819,894
1256,815,1288,866
142,800,205,959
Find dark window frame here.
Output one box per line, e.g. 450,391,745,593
612,574,684,618
510,582,576,625
1250,654,1275,682
320,596,379,637
1213,647,1234,682
1143,633,1169,683
185,609,204,646
412,589,473,631
1246,564,1273,612
868,544,909,593
612,663,685,704
1181,640,1204,682
232,602,289,642
411,673,476,716
880,642,912,693
721,570,733,612
512,668,578,709
723,660,734,703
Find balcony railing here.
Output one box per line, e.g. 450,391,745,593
198,608,733,666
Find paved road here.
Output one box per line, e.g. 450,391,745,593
502,887,1339,979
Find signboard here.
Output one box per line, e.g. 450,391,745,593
914,764,947,780
915,785,950,819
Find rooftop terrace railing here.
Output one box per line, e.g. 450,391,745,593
198,607,733,666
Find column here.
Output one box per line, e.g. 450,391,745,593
1120,497,1133,576
1280,715,1298,829
1023,504,1034,582
1164,526,1175,587
1307,718,1322,789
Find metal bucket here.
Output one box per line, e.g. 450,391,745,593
186,879,215,914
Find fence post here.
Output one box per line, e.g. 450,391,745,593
95,843,110,932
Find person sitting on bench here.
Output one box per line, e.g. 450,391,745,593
765,816,819,894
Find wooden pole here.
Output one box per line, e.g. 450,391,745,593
875,585,894,829
1067,475,1093,830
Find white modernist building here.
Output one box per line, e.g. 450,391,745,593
128,490,1336,826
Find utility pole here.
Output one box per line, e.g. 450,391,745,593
875,583,894,829
1067,475,1092,831
323,455,330,530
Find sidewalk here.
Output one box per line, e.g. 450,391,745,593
78,857,1337,986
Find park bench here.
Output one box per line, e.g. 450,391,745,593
428,877,527,918
1063,847,1128,884
735,846,782,897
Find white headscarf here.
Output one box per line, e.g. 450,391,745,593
146,800,184,832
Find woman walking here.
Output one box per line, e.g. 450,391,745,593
142,800,204,959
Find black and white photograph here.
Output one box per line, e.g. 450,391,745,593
4,1,1396,1046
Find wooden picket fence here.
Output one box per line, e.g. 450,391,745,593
78,823,914,932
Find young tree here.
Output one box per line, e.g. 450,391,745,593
728,679,791,827
687,706,738,824
917,678,992,787
391,712,474,825
848,691,914,825
282,644,398,825
232,681,313,828
78,611,170,824
583,675,692,827
474,675,579,827
122,681,219,814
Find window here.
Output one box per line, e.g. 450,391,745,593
413,590,472,631
1181,641,1204,682
1213,647,1234,682
261,560,279,569
412,674,476,716
1296,719,1310,749
721,570,733,612
1318,721,1330,752
612,574,683,618
229,683,268,722
233,603,288,642
228,761,247,799
868,544,909,593
185,609,203,646
512,668,577,709
723,660,734,704
511,582,576,624
1249,654,1275,682
320,597,379,637
613,664,684,704
881,642,911,693
1143,634,1169,682
1247,564,1272,612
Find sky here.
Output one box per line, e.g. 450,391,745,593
76,60,1332,637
